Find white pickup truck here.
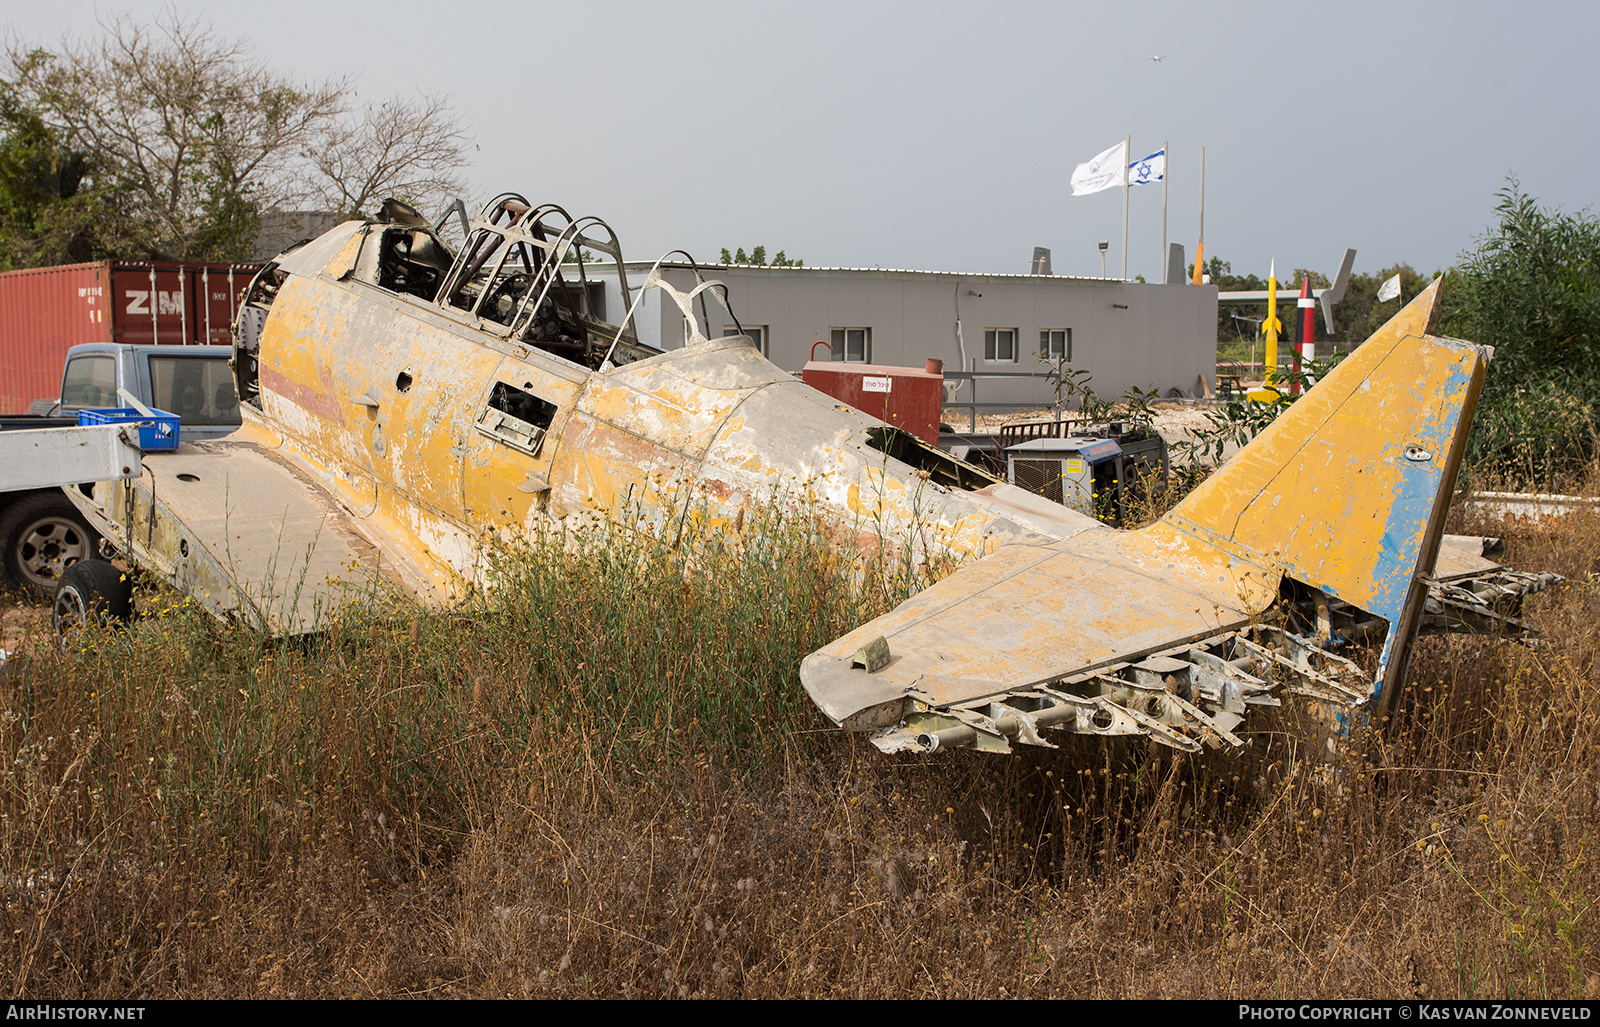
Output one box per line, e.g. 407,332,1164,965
0,343,239,595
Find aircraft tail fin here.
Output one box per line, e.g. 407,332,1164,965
1161,278,1486,702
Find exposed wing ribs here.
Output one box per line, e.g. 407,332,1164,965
871,624,1362,755
866,568,1559,756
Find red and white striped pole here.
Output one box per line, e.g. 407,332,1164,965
1293,277,1316,396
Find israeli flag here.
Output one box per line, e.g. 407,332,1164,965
1128,149,1166,186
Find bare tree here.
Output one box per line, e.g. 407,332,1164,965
2,11,477,264
305,91,472,221
5,10,347,260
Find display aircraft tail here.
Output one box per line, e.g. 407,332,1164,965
800,278,1503,752
1159,277,1483,710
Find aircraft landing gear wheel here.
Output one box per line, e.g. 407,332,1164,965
52,559,131,641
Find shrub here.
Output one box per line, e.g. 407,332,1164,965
1440,181,1600,487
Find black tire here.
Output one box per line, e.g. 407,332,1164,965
0,492,102,597
52,559,131,638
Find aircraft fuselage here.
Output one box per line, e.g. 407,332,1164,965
240,214,1094,605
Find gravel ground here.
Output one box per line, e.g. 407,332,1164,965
0,592,49,661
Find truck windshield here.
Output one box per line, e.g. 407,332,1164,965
148,355,242,426
60,355,117,410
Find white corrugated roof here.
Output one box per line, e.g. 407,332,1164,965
617,261,1180,285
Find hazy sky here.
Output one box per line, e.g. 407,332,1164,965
8,1,1598,283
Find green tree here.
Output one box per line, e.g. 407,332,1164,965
1322,263,1432,349
1196,254,1439,357
1186,185,1600,488
1438,181,1600,485
1187,254,1272,293
1193,256,1293,356
719,245,803,267
0,80,99,268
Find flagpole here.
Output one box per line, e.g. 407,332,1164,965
1198,145,1205,272
1161,139,1169,283
1121,135,1130,281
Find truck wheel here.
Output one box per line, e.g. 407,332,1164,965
0,493,102,597
52,559,131,639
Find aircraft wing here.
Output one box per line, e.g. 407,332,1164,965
799,522,1281,752
63,421,451,634
800,279,1533,754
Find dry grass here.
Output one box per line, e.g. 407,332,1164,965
2,495,1598,999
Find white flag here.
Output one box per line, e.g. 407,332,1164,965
1128,149,1165,186
1377,273,1402,302
1071,140,1128,196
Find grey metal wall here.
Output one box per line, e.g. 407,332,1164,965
596,265,1218,408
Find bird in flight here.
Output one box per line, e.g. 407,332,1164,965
1149,54,1169,62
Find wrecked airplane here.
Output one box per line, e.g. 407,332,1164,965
799,298,1556,752
52,194,1554,757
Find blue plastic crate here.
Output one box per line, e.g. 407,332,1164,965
77,407,181,451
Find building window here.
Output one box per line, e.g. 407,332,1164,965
1040,328,1071,362
984,328,1018,363
831,327,871,363
723,324,768,356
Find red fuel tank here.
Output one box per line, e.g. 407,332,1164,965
801,356,945,444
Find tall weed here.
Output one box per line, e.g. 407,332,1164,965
0,495,1596,996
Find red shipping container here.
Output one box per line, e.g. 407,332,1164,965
801,358,945,444
0,260,260,413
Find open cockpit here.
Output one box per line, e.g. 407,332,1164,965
233,193,750,406
427,193,657,370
